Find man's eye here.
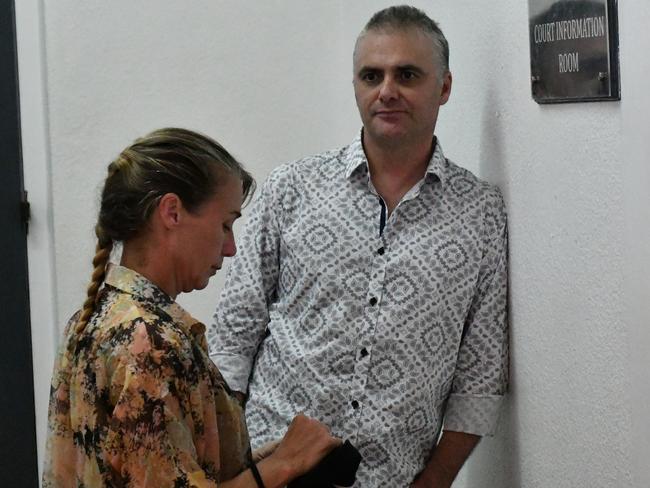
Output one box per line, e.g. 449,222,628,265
223,224,232,232
362,72,379,83
400,71,417,81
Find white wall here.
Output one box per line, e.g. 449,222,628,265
620,3,650,487
15,0,58,479
440,2,629,487
19,1,647,486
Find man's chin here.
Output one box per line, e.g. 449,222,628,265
366,128,409,146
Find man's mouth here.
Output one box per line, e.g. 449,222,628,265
374,110,406,116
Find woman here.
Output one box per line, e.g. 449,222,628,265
43,128,339,487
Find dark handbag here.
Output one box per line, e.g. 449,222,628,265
287,440,362,488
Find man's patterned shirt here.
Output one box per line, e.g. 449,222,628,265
208,133,508,487
44,265,251,487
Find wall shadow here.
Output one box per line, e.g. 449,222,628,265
461,86,522,487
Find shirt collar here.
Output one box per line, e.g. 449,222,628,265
104,264,206,337
343,129,449,187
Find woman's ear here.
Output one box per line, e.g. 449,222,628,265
157,193,183,229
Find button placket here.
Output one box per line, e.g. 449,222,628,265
350,237,385,423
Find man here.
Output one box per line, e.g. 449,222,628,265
209,6,508,487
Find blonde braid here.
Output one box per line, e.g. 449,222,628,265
75,234,113,334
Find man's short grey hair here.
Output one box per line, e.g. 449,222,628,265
358,5,450,77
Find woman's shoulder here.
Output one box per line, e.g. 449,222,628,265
60,289,185,361
61,289,212,389
101,294,191,353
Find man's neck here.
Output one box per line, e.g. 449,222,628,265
363,133,435,214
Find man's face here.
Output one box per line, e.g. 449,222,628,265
353,28,452,148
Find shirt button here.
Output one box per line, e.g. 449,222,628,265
360,347,369,358
369,297,377,306
377,247,385,255
351,400,360,409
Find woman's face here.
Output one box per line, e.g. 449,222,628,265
173,174,244,294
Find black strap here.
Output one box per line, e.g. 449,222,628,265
250,463,266,488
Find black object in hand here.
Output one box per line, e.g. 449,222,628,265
287,440,362,488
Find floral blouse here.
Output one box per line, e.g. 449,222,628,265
43,265,252,487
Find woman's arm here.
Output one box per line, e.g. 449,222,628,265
222,414,340,488
107,319,338,487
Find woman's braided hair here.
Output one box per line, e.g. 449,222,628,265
75,128,255,333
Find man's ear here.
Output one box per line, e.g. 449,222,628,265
439,71,452,106
157,193,183,229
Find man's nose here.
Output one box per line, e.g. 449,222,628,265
222,234,237,257
378,76,398,102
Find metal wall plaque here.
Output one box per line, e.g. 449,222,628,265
529,0,620,103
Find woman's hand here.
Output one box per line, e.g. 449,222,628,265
252,439,281,463
270,413,341,478
230,414,340,488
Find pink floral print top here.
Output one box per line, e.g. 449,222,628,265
43,265,251,487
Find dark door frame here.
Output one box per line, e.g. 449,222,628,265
0,0,39,485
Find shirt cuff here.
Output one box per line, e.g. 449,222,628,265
443,393,504,436
209,352,252,394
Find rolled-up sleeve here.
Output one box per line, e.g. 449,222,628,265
443,188,509,436
208,169,285,393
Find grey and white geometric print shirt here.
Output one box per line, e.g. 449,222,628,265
208,132,508,487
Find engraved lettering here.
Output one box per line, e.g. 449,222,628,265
558,52,580,73
534,22,556,43
555,16,606,41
